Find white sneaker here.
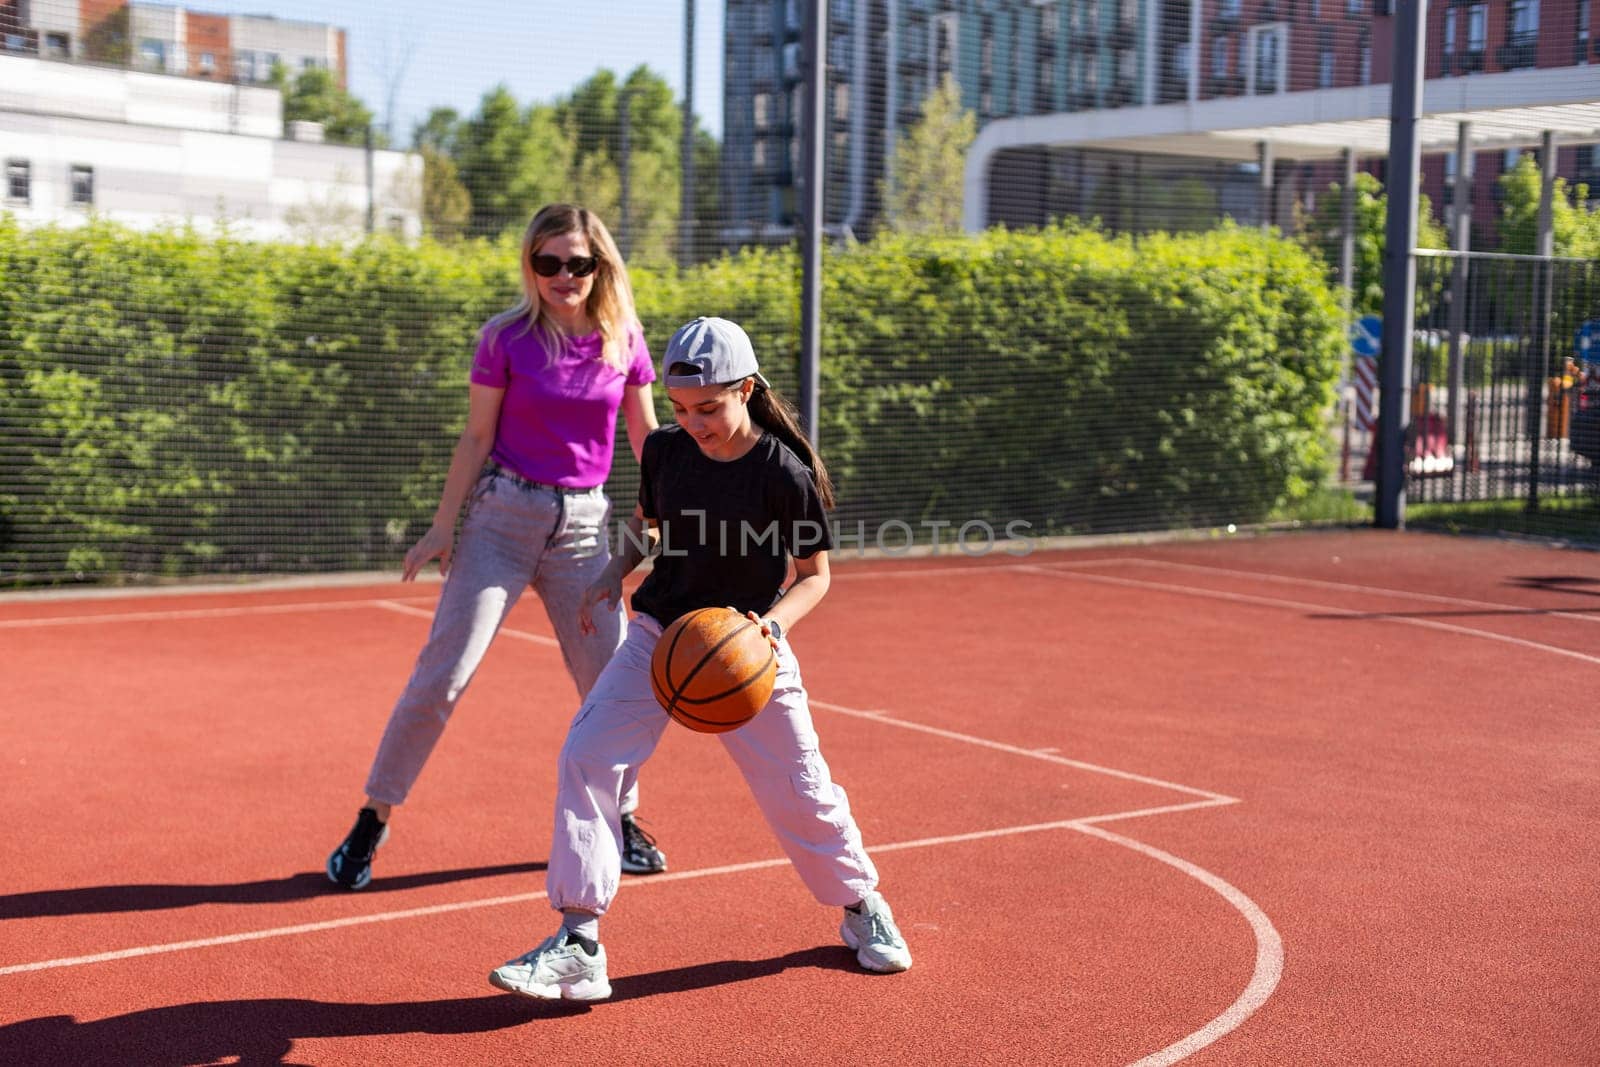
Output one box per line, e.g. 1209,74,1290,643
840,891,912,973
489,931,612,1001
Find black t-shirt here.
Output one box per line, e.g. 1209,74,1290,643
631,425,834,626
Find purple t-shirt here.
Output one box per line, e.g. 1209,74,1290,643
470,322,655,488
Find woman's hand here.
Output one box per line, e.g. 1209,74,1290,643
580,570,624,636
402,522,454,581
743,610,779,650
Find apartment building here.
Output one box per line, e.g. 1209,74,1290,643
0,1,347,87
721,0,1599,243
0,52,420,240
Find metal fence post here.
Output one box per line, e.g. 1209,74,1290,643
1376,0,1425,530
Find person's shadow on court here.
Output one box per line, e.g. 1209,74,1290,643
0,862,548,920
0,948,858,1065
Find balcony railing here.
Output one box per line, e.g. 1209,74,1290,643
1496,35,1537,69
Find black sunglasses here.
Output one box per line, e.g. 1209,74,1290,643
531,253,600,278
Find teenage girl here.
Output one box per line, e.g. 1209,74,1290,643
326,205,668,890
487,316,911,1001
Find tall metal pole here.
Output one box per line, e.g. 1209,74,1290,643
619,89,633,259
1526,129,1558,509
679,0,696,267
1339,148,1356,312
1375,0,1425,530
1446,122,1472,458
799,0,827,445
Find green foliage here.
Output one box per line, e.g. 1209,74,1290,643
419,146,472,240
425,69,714,259
83,8,130,65
881,75,978,235
272,65,381,147
1496,154,1600,259
1302,172,1448,317
0,220,1345,584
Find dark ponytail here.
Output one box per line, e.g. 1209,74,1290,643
748,383,835,509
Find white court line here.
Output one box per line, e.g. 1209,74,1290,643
0,599,385,629
1020,566,1600,668
810,700,1235,803
1085,821,1284,1067
1,560,1280,1061
371,600,560,649
1059,556,1600,627
0,805,1240,978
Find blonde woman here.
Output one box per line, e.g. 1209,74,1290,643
327,204,667,890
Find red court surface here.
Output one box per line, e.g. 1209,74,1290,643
1,529,1597,1065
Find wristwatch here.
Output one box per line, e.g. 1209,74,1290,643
763,617,784,642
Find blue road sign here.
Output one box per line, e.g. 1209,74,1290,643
1350,315,1382,357
1577,319,1598,363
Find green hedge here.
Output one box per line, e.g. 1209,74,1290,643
0,217,1344,584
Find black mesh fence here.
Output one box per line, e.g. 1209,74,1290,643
3,1,1599,585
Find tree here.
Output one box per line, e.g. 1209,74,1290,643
272,64,382,147
1497,154,1600,259
83,7,130,65
554,66,689,264
1301,171,1448,317
881,75,977,235
451,86,575,238
419,146,471,241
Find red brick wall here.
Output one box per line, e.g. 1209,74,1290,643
183,11,229,79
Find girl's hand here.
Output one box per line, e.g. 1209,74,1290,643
402,522,454,581
580,572,623,635
742,609,779,650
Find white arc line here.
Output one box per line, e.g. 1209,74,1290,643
1079,822,1285,1067
0,813,1226,977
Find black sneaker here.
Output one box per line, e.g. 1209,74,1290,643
326,807,389,890
619,813,667,874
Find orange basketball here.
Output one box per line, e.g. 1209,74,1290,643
650,607,777,733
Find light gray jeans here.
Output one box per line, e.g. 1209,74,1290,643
547,613,877,917
364,464,638,812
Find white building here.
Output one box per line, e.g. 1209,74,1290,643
0,53,421,241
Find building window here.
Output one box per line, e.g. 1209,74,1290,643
44,32,70,58
1443,9,1456,55
1311,0,1321,15
199,52,215,73
1505,148,1523,170
1212,36,1233,78
1346,0,1364,14
933,14,958,84
1508,0,1539,41
1248,24,1287,94
753,92,770,128
833,80,849,122
6,159,29,203
1221,0,1242,17
3,34,26,53
753,138,767,169
1039,4,1058,45
138,38,165,71
1359,31,1372,83
70,165,93,206
1467,5,1487,52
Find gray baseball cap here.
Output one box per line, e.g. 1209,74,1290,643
662,316,770,390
